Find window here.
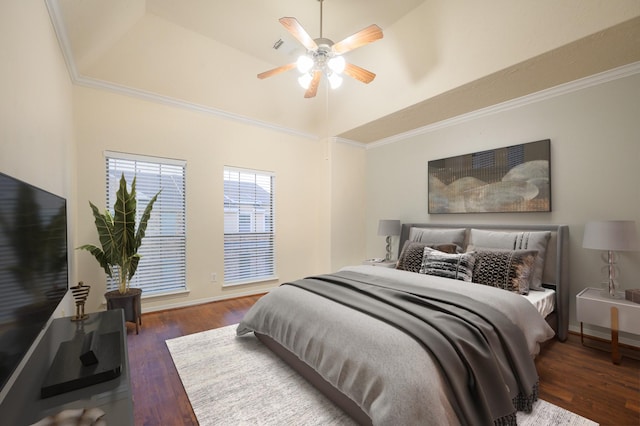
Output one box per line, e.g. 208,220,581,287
105,151,186,295
223,167,275,285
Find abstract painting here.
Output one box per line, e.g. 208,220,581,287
428,139,551,213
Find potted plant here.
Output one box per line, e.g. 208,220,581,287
78,173,160,333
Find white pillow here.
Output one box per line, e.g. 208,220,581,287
419,247,475,282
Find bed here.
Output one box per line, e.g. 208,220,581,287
237,223,569,425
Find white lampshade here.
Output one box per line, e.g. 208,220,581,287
377,219,401,236
583,220,640,251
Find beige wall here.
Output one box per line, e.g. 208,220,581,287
364,70,640,340
0,0,76,317
73,86,332,312
329,140,367,270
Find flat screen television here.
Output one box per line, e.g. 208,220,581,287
0,172,68,395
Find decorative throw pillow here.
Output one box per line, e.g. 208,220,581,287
419,248,476,282
471,249,538,294
397,241,459,273
468,229,550,290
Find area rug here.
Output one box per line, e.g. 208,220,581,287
166,324,598,426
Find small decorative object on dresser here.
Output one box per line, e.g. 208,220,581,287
625,289,640,304
582,220,640,298
70,281,90,321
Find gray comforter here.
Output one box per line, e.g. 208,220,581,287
237,265,555,425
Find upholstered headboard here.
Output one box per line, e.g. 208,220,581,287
399,223,570,341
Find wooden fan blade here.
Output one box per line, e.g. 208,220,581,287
304,71,322,98
332,24,383,55
343,63,376,84
279,17,318,51
257,63,296,79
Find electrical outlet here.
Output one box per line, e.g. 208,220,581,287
210,273,217,283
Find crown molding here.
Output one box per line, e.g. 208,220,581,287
72,75,319,141
333,137,367,149
367,61,640,149
45,0,80,81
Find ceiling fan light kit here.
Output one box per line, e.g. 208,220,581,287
258,0,383,98
296,55,314,73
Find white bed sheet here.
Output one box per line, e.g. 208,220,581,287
524,288,556,318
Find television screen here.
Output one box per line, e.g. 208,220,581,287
0,172,68,392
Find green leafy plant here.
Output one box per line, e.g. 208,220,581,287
78,174,160,294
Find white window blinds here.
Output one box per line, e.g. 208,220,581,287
223,167,275,285
105,152,186,294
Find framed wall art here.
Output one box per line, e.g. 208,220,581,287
428,139,551,214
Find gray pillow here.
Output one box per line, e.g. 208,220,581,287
467,229,550,290
408,227,466,249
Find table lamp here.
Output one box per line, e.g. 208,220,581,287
582,220,639,298
377,220,401,261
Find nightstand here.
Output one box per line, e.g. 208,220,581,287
576,287,640,364
363,259,397,268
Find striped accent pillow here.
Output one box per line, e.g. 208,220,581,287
419,248,476,282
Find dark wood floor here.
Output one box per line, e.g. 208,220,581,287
126,295,640,426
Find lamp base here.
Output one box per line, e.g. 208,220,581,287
600,282,623,299
385,236,393,261
600,290,624,299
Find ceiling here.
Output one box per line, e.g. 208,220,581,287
147,0,424,69
57,0,424,74
50,0,640,143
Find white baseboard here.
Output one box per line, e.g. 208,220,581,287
140,286,277,314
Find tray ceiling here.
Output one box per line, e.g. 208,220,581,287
49,0,640,143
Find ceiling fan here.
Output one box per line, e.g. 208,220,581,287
257,0,383,98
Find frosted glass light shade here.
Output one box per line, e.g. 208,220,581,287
296,55,313,73
328,73,343,89
583,220,640,251
327,56,346,74
298,73,312,89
